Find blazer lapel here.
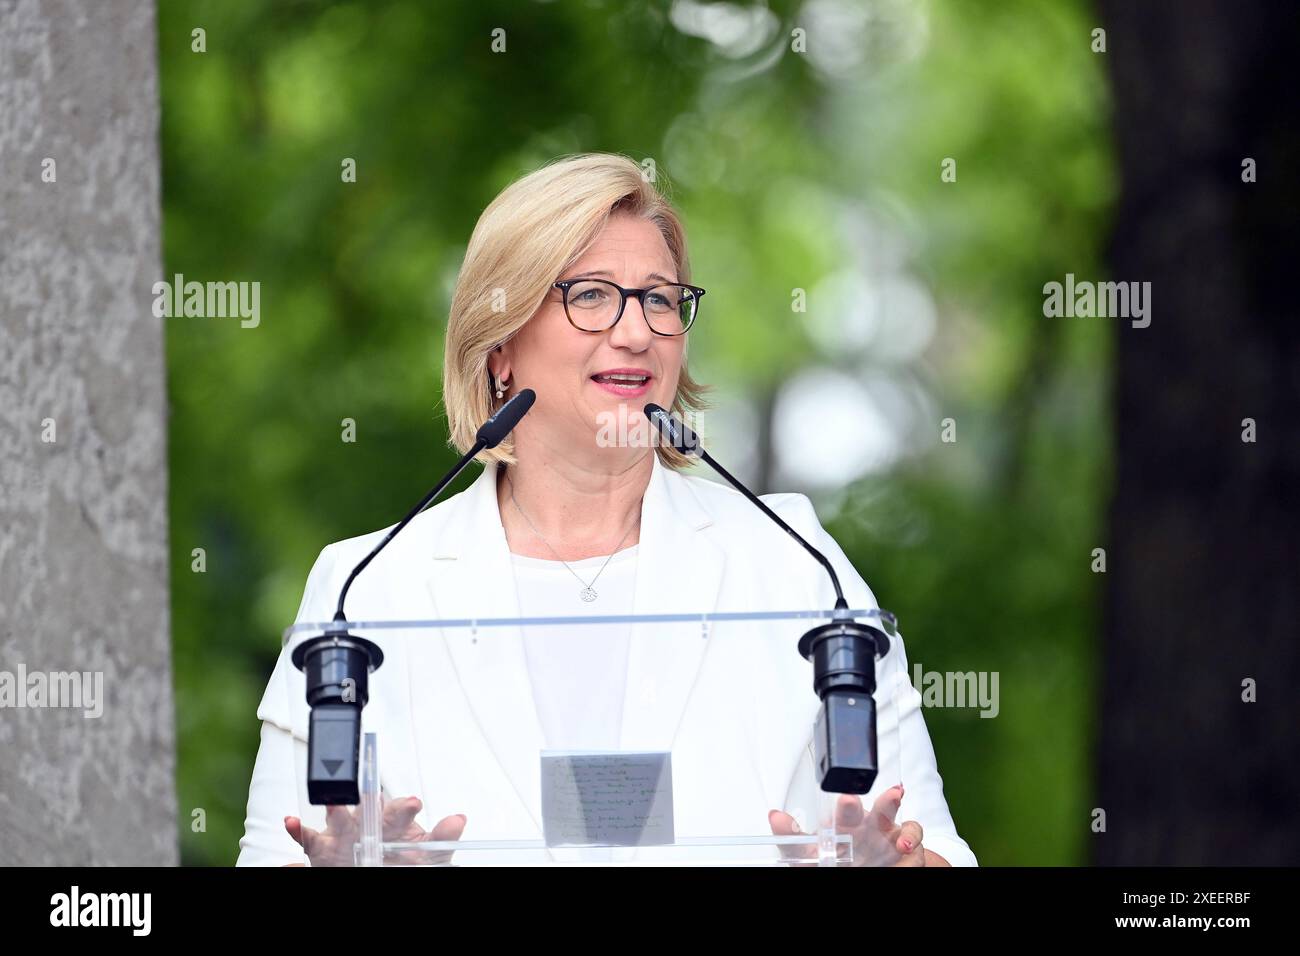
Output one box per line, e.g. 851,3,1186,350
420,461,548,836
619,455,725,751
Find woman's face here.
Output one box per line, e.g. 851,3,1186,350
494,211,687,458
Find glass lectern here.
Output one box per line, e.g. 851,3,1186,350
277,608,912,866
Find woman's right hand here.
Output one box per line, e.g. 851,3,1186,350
768,785,913,867
283,796,467,866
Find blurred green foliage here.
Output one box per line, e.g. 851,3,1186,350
161,0,1113,865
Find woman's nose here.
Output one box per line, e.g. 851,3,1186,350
609,296,655,348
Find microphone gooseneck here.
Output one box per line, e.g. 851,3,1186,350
643,402,890,795
292,389,536,805
644,404,849,610
333,388,536,622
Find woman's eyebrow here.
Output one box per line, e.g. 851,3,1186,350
566,269,677,284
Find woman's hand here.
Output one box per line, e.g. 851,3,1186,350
283,796,467,866
768,784,927,867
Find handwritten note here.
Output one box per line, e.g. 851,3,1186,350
540,750,675,847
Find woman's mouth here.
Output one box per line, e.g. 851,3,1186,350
590,372,652,397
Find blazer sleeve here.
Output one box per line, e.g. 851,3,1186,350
775,494,979,867
235,545,340,866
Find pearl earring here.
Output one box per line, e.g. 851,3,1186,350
496,375,508,399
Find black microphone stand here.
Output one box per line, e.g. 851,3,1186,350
644,404,890,794
292,389,536,805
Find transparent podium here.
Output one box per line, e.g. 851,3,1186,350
280,608,911,866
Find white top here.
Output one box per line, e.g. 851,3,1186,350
511,544,639,752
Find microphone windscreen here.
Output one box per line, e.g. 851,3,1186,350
477,388,536,448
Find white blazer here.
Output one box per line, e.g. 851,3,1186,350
237,453,977,866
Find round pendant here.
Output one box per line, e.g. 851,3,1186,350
580,587,598,602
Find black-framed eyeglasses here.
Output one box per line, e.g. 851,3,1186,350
553,278,706,336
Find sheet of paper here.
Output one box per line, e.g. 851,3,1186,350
540,750,674,847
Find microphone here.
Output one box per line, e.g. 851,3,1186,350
644,403,890,795
476,385,536,448
292,389,536,805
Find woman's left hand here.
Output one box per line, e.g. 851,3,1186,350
768,784,927,867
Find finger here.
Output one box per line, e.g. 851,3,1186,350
767,810,817,863
869,785,905,832
845,786,905,866
423,814,468,866
381,796,423,838
325,803,359,835
834,794,865,830
890,823,927,868
428,813,468,841
895,820,924,856
284,816,304,848
297,822,323,858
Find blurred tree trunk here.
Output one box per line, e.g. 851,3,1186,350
1096,0,1300,864
0,0,176,863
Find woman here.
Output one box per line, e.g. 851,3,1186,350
237,153,976,867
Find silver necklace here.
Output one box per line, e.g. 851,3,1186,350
507,472,641,602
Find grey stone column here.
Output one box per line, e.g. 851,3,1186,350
0,0,176,864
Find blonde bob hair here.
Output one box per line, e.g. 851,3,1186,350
442,152,712,470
